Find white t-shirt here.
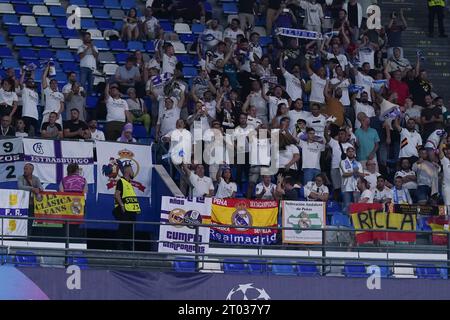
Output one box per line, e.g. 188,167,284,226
288,110,311,133
268,96,289,121
299,0,324,26
304,182,329,201
395,170,418,190
373,187,392,202
247,115,263,128
43,87,64,115
326,53,349,69
355,71,374,101
340,158,363,192
442,157,450,186
215,179,237,198
278,144,300,169
106,96,129,122
363,171,381,190
299,140,325,169
90,129,105,141
162,53,177,75
0,88,18,107
309,73,326,104
328,139,353,169
330,78,351,106
391,187,412,204
360,189,374,203
399,128,422,158
62,83,84,95
21,87,39,120
358,47,375,69
140,16,159,33
233,124,255,153
189,173,214,197
249,91,268,122
223,28,244,43
354,102,375,128
77,44,98,70
204,100,217,119
306,114,327,138
157,105,181,138
283,71,303,101
255,182,276,199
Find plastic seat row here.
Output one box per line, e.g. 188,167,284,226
3,251,88,269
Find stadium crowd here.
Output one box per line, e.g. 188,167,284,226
1,0,449,214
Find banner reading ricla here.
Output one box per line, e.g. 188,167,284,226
281,201,326,244
96,141,152,197
158,196,212,254
23,138,94,184
0,190,29,237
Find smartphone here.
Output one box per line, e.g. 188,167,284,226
283,8,289,13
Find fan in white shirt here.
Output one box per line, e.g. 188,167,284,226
215,166,237,199
372,176,392,203
0,80,18,118
41,63,64,126
262,85,289,121
394,118,422,159
303,174,329,202
306,58,327,104
223,19,245,44
352,63,374,102
87,119,105,141
353,92,375,129
156,94,185,141
161,43,178,75
439,143,450,206
357,178,374,203
306,104,327,138
288,99,311,134
255,175,276,200
183,164,215,198
280,56,304,102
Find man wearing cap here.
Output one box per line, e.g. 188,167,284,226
104,82,132,141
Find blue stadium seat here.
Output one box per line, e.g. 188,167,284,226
14,4,32,14
132,124,148,138
223,3,238,14
37,17,55,28
18,48,35,59
81,19,97,30
416,264,443,279
173,256,196,272
55,72,67,83
248,259,267,274
92,8,110,19
97,20,115,30
115,52,129,64
204,1,212,13
121,0,135,10
223,259,248,273
28,0,45,4
271,260,297,276
331,213,352,227
183,67,197,78
61,28,79,39
86,95,99,109
191,23,205,34
343,262,367,278
43,27,61,38
62,62,79,72
56,51,74,62
55,17,68,28
39,49,55,60
13,35,31,47
87,0,105,8
67,256,89,269
114,20,123,31
0,47,13,58
144,41,155,53
11,0,27,3
159,21,174,33
127,41,144,51
259,36,273,47
71,0,87,6
3,15,20,26
0,36,7,46
110,40,127,51
104,0,121,9
297,261,320,277
368,263,391,278
14,251,39,267
31,37,49,48
49,6,66,17
179,34,195,44
94,40,109,51
177,54,193,66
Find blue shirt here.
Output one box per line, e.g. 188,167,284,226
355,127,380,161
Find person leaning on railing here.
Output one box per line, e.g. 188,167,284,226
18,163,43,224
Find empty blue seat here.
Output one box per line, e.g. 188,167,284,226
55,17,68,28
271,260,297,276
259,36,273,47
3,15,20,26
31,37,49,47
28,0,45,4
56,51,74,62
13,36,31,47
223,259,248,273
173,256,196,273
43,27,61,38
179,34,195,44
0,47,13,58
14,251,39,267
97,20,115,30
92,8,110,19
159,21,174,33
115,52,129,64
144,41,155,52
81,19,97,29
110,40,127,51
114,20,123,31
121,0,135,10
204,1,212,13
127,41,143,51
62,62,79,72
14,4,32,14
86,95,99,109
61,28,79,39
368,263,391,278
223,3,238,14
331,213,352,227
39,49,55,60
71,0,87,6
37,17,55,28
11,0,26,3
177,54,193,66
94,40,109,51
0,36,7,46
18,48,35,59
297,261,320,277
191,23,205,34
343,262,367,278
416,264,443,279
67,256,88,269
49,6,66,17
248,259,267,274
132,124,148,138
183,67,198,78
326,201,342,214
104,0,121,9
87,0,105,8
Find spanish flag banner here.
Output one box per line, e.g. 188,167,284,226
210,198,279,245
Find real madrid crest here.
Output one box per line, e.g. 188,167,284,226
231,202,253,231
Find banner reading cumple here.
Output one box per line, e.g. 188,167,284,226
210,198,278,245
0,190,29,237
159,196,212,254
96,141,152,198
34,192,85,225
23,138,94,184
350,203,416,244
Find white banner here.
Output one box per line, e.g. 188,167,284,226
23,138,94,184
275,27,323,40
281,201,325,244
158,197,211,254
96,141,152,197
0,189,29,237
0,138,23,182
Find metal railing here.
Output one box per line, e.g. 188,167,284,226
1,215,449,278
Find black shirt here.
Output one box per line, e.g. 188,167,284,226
238,0,255,14
0,126,15,137
421,106,443,139
347,2,359,28
268,0,281,10
63,120,88,139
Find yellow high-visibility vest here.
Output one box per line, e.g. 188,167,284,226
429,0,445,7
116,178,141,213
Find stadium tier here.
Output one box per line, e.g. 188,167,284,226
0,0,450,301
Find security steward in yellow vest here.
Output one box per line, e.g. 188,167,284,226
113,164,141,250
428,0,447,38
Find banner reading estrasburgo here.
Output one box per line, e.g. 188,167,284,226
210,198,279,245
